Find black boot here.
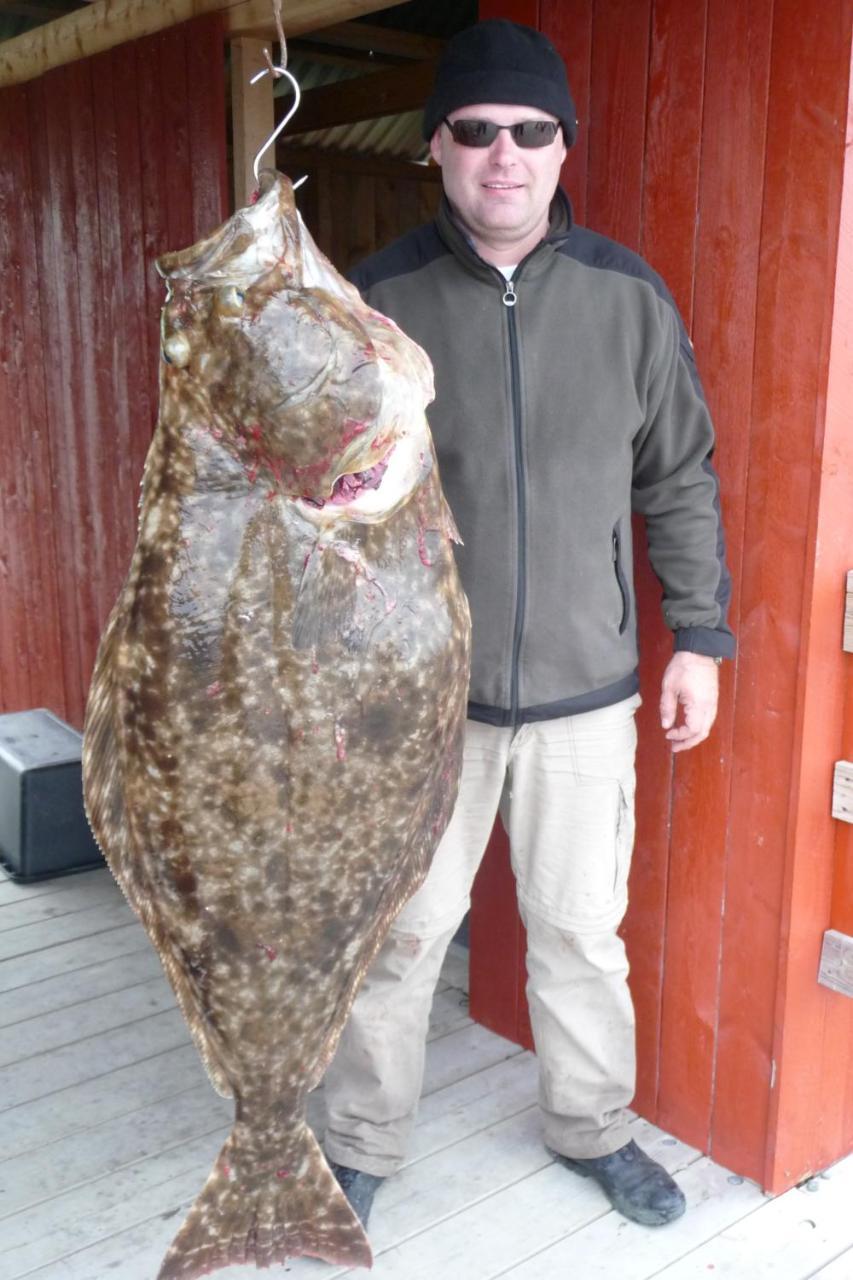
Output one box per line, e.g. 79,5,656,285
550,1139,686,1226
328,1160,386,1228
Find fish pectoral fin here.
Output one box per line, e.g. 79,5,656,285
292,538,375,653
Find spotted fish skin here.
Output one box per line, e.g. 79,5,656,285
82,171,471,1279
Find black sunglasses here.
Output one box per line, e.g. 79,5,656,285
442,117,561,149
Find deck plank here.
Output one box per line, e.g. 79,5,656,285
807,1249,853,1278
0,921,151,991
3,1044,206,1160
649,1158,853,1278
0,868,111,906
0,1084,231,1220
0,897,136,962
0,946,163,1027
0,874,120,931
1,1007,190,1110
0,975,179,1067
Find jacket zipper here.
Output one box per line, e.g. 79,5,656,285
612,524,630,634
501,276,525,724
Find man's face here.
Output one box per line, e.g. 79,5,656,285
429,102,567,260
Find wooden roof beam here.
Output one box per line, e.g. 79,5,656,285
0,0,401,88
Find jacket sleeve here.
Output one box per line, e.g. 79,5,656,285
631,303,735,660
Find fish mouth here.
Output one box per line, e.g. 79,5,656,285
295,422,431,525
301,455,391,510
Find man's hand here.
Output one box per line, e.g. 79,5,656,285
659,652,720,753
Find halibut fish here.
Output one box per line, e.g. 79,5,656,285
82,170,470,1279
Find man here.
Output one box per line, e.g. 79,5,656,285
323,19,734,1231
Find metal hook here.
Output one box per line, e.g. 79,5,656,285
251,64,305,186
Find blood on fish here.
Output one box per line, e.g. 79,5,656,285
256,942,278,961
334,724,347,762
206,681,222,698
341,419,367,446
417,525,434,568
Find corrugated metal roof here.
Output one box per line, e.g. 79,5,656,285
274,56,428,160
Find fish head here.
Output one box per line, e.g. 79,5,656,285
156,171,435,525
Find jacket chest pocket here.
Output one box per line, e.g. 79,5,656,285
612,524,630,635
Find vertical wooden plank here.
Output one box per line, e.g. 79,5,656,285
135,31,170,410
187,13,228,235
9,84,67,719
416,173,442,227
627,0,710,1129
541,0,591,224
32,67,88,726
479,0,540,24
586,0,651,248
158,28,195,255
583,0,662,1119
316,157,334,260
66,56,119,688
638,0,713,1151
640,0,706,318
231,35,275,211
711,0,852,1187
0,86,35,713
658,0,773,1161
348,171,377,271
374,174,401,249
470,824,532,1048
89,40,138,613
111,38,155,559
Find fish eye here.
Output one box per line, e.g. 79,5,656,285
217,286,246,316
162,332,191,367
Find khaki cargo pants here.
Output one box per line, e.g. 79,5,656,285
324,693,641,1175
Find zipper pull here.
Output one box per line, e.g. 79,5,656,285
501,280,518,308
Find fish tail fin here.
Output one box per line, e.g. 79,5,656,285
157,1122,372,1279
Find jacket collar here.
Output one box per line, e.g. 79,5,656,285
435,186,574,282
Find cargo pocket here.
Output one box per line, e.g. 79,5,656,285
612,523,630,635
515,776,632,933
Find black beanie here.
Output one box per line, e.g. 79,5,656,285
422,20,577,147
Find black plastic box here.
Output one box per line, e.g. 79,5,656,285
0,708,104,882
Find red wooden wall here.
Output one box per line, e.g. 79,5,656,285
472,0,853,1192
0,15,228,730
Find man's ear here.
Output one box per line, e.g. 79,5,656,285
429,128,444,166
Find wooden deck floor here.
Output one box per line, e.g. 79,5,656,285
1,866,851,1280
